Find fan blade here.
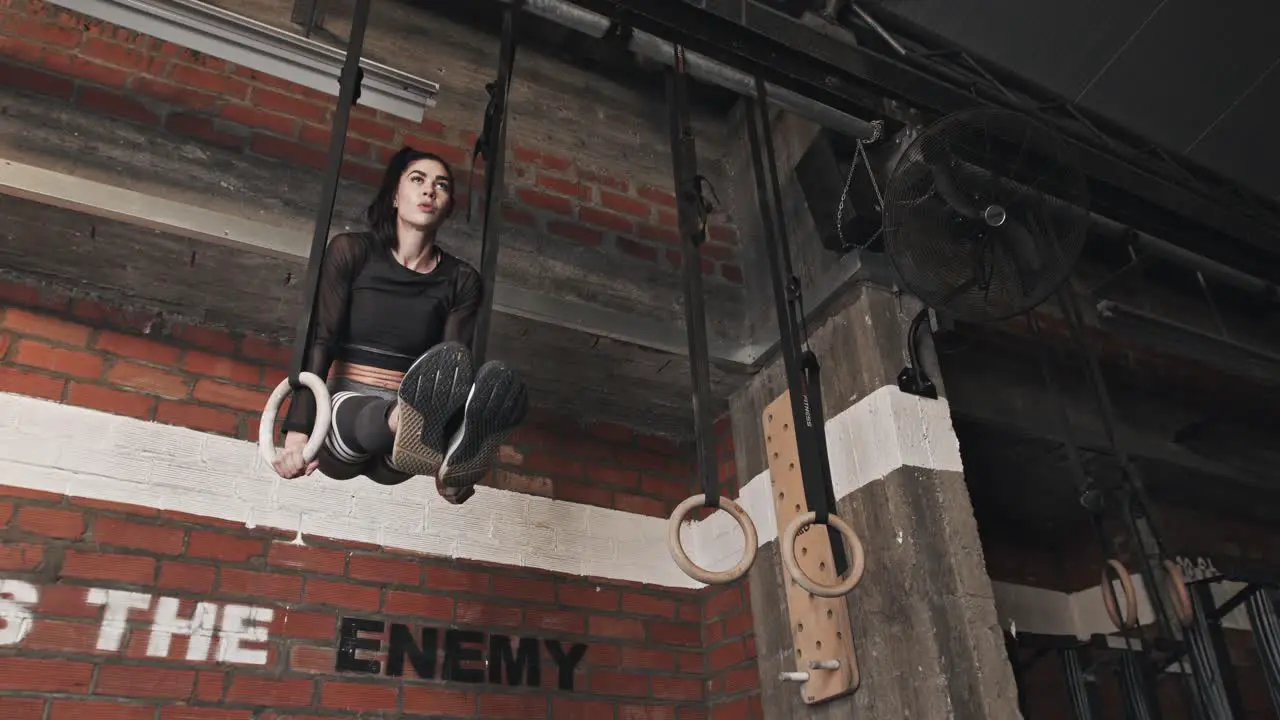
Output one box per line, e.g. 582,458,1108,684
991,218,1044,297
929,162,983,219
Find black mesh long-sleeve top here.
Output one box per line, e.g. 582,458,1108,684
281,231,483,435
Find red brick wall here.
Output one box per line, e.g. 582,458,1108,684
0,275,764,717
0,485,712,719
0,0,744,285
701,582,761,719
701,420,761,719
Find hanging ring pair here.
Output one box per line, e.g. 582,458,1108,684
1100,557,1194,630
676,75,875,597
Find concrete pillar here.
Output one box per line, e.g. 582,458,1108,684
727,284,1022,718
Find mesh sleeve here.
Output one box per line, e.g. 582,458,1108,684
280,232,368,436
443,263,483,351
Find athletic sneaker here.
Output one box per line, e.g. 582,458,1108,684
391,341,475,477
437,359,528,495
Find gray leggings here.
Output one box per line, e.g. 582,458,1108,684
318,377,412,485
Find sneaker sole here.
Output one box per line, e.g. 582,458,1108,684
391,342,474,477
439,360,528,490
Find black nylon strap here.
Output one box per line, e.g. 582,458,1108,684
470,5,521,367
288,0,372,388
666,45,719,509
799,349,848,571
744,77,845,574
467,78,501,225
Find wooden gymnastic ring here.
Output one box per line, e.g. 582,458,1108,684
257,372,332,468
1100,558,1138,630
1163,558,1194,627
667,494,759,585
780,511,866,598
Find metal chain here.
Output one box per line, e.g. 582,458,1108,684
836,139,886,251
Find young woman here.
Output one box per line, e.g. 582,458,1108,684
269,146,527,504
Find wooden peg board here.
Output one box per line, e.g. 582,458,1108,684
763,390,860,704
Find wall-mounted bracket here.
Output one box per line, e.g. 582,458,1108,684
763,390,859,704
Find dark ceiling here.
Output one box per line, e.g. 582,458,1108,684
871,0,1280,203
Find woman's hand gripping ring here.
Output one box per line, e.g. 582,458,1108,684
258,372,332,468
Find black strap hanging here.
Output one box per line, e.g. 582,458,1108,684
1040,297,1207,714
288,0,372,390
666,45,720,509
743,77,848,574
467,68,506,226
1056,290,1190,643
468,4,521,367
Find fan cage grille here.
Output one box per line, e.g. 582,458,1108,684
882,107,1091,323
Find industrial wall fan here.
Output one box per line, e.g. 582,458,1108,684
880,107,1091,395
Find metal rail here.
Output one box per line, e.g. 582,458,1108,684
51,0,439,121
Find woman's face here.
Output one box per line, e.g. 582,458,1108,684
395,157,453,230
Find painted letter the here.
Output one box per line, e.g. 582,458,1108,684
147,596,220,661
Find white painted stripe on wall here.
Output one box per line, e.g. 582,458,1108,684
0,385,959,590
991,576,1257,640
0,392,699,588
7,388,1252,643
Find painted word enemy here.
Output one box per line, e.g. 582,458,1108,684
337,617,589,691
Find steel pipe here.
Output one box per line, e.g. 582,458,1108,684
1090,213,1279,300
951,157,1280,303
507,0,881,141
520,0,612,36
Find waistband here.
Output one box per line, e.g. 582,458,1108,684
331,359,404,390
